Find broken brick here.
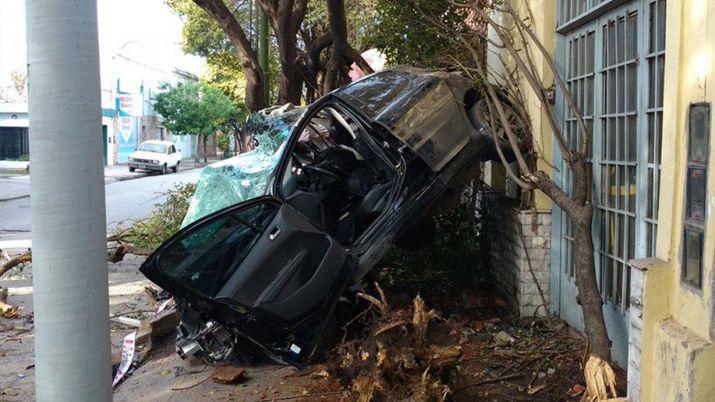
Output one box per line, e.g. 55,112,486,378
211,366,247,384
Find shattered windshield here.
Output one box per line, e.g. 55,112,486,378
181,108,305,227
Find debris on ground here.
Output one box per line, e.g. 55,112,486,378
113,331,138,387
0,301,18,319
583,355,619,401
108,288,181,389
493,330,515,346
301,282,627,402
211,366,247,384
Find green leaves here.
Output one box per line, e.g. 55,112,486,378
153,81,240,139
367,0,473,68
129,183,198,253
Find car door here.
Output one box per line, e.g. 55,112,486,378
176,146,183,165
172,145,181,166
139,196,353,363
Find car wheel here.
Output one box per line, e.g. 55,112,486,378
172,162,179,173
128,167,135,173
161,164,167,175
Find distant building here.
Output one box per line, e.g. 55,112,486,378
0,60,202,165
0,103,28,160
100,63,200,166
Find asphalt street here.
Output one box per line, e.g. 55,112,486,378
0,167,202,249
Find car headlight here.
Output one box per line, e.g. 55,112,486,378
128,157,135,162
153,160,159,164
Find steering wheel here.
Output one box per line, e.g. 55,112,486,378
294,141,317,165
301,164,342,182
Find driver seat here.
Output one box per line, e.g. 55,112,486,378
354,182,393,234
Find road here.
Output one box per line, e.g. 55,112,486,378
0,167,202,249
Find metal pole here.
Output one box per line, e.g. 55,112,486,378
258,3,270,104
25,1,111,400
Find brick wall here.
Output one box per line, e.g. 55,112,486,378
483,194,551,317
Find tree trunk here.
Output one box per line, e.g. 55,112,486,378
193,0,266,111
572,204,611,360
324,0,348,93
194,136,200,164
244,67,267,111
277,37,302,105
203,135,208,164
256,0,308,106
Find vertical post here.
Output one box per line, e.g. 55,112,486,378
25,1,112,401
258,2,270,104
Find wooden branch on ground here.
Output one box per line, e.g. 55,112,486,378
1,237,148,279
0,252,31,278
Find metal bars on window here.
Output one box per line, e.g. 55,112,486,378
558,0,610,27
644,0,666,256
557,0,666,311
596,10,638,308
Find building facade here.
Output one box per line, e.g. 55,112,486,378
1,50,201,165
99,67,200,166
487,0,715,400
0,103,28,161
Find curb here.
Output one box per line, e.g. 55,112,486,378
0,194,30,203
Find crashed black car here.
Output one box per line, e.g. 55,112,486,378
140,67,513,366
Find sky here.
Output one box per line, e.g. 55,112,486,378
0,0,206,94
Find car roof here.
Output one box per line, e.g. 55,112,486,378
141,140,174,146
331,66,477,171
331,66,473,123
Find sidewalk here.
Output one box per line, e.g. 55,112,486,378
0,158,217,204
104,157,221,182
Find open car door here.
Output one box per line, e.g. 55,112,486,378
139,196,353,365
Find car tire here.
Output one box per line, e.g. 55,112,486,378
172,162,179,173
161,164,167,175
129,167,135,173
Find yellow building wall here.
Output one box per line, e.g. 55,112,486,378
638,0,715,400
485,0,555,211
512,0,556,212
510,0,715,400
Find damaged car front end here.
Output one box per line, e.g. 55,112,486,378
140,66,513,367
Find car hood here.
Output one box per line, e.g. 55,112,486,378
130,150,164,160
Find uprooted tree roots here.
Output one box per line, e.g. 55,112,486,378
328,284,461,402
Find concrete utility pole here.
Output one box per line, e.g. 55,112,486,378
26,1,112,401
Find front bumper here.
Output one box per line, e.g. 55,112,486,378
128,162,163,171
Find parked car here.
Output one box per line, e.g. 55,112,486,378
128,140,182,174
139,67,516,367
